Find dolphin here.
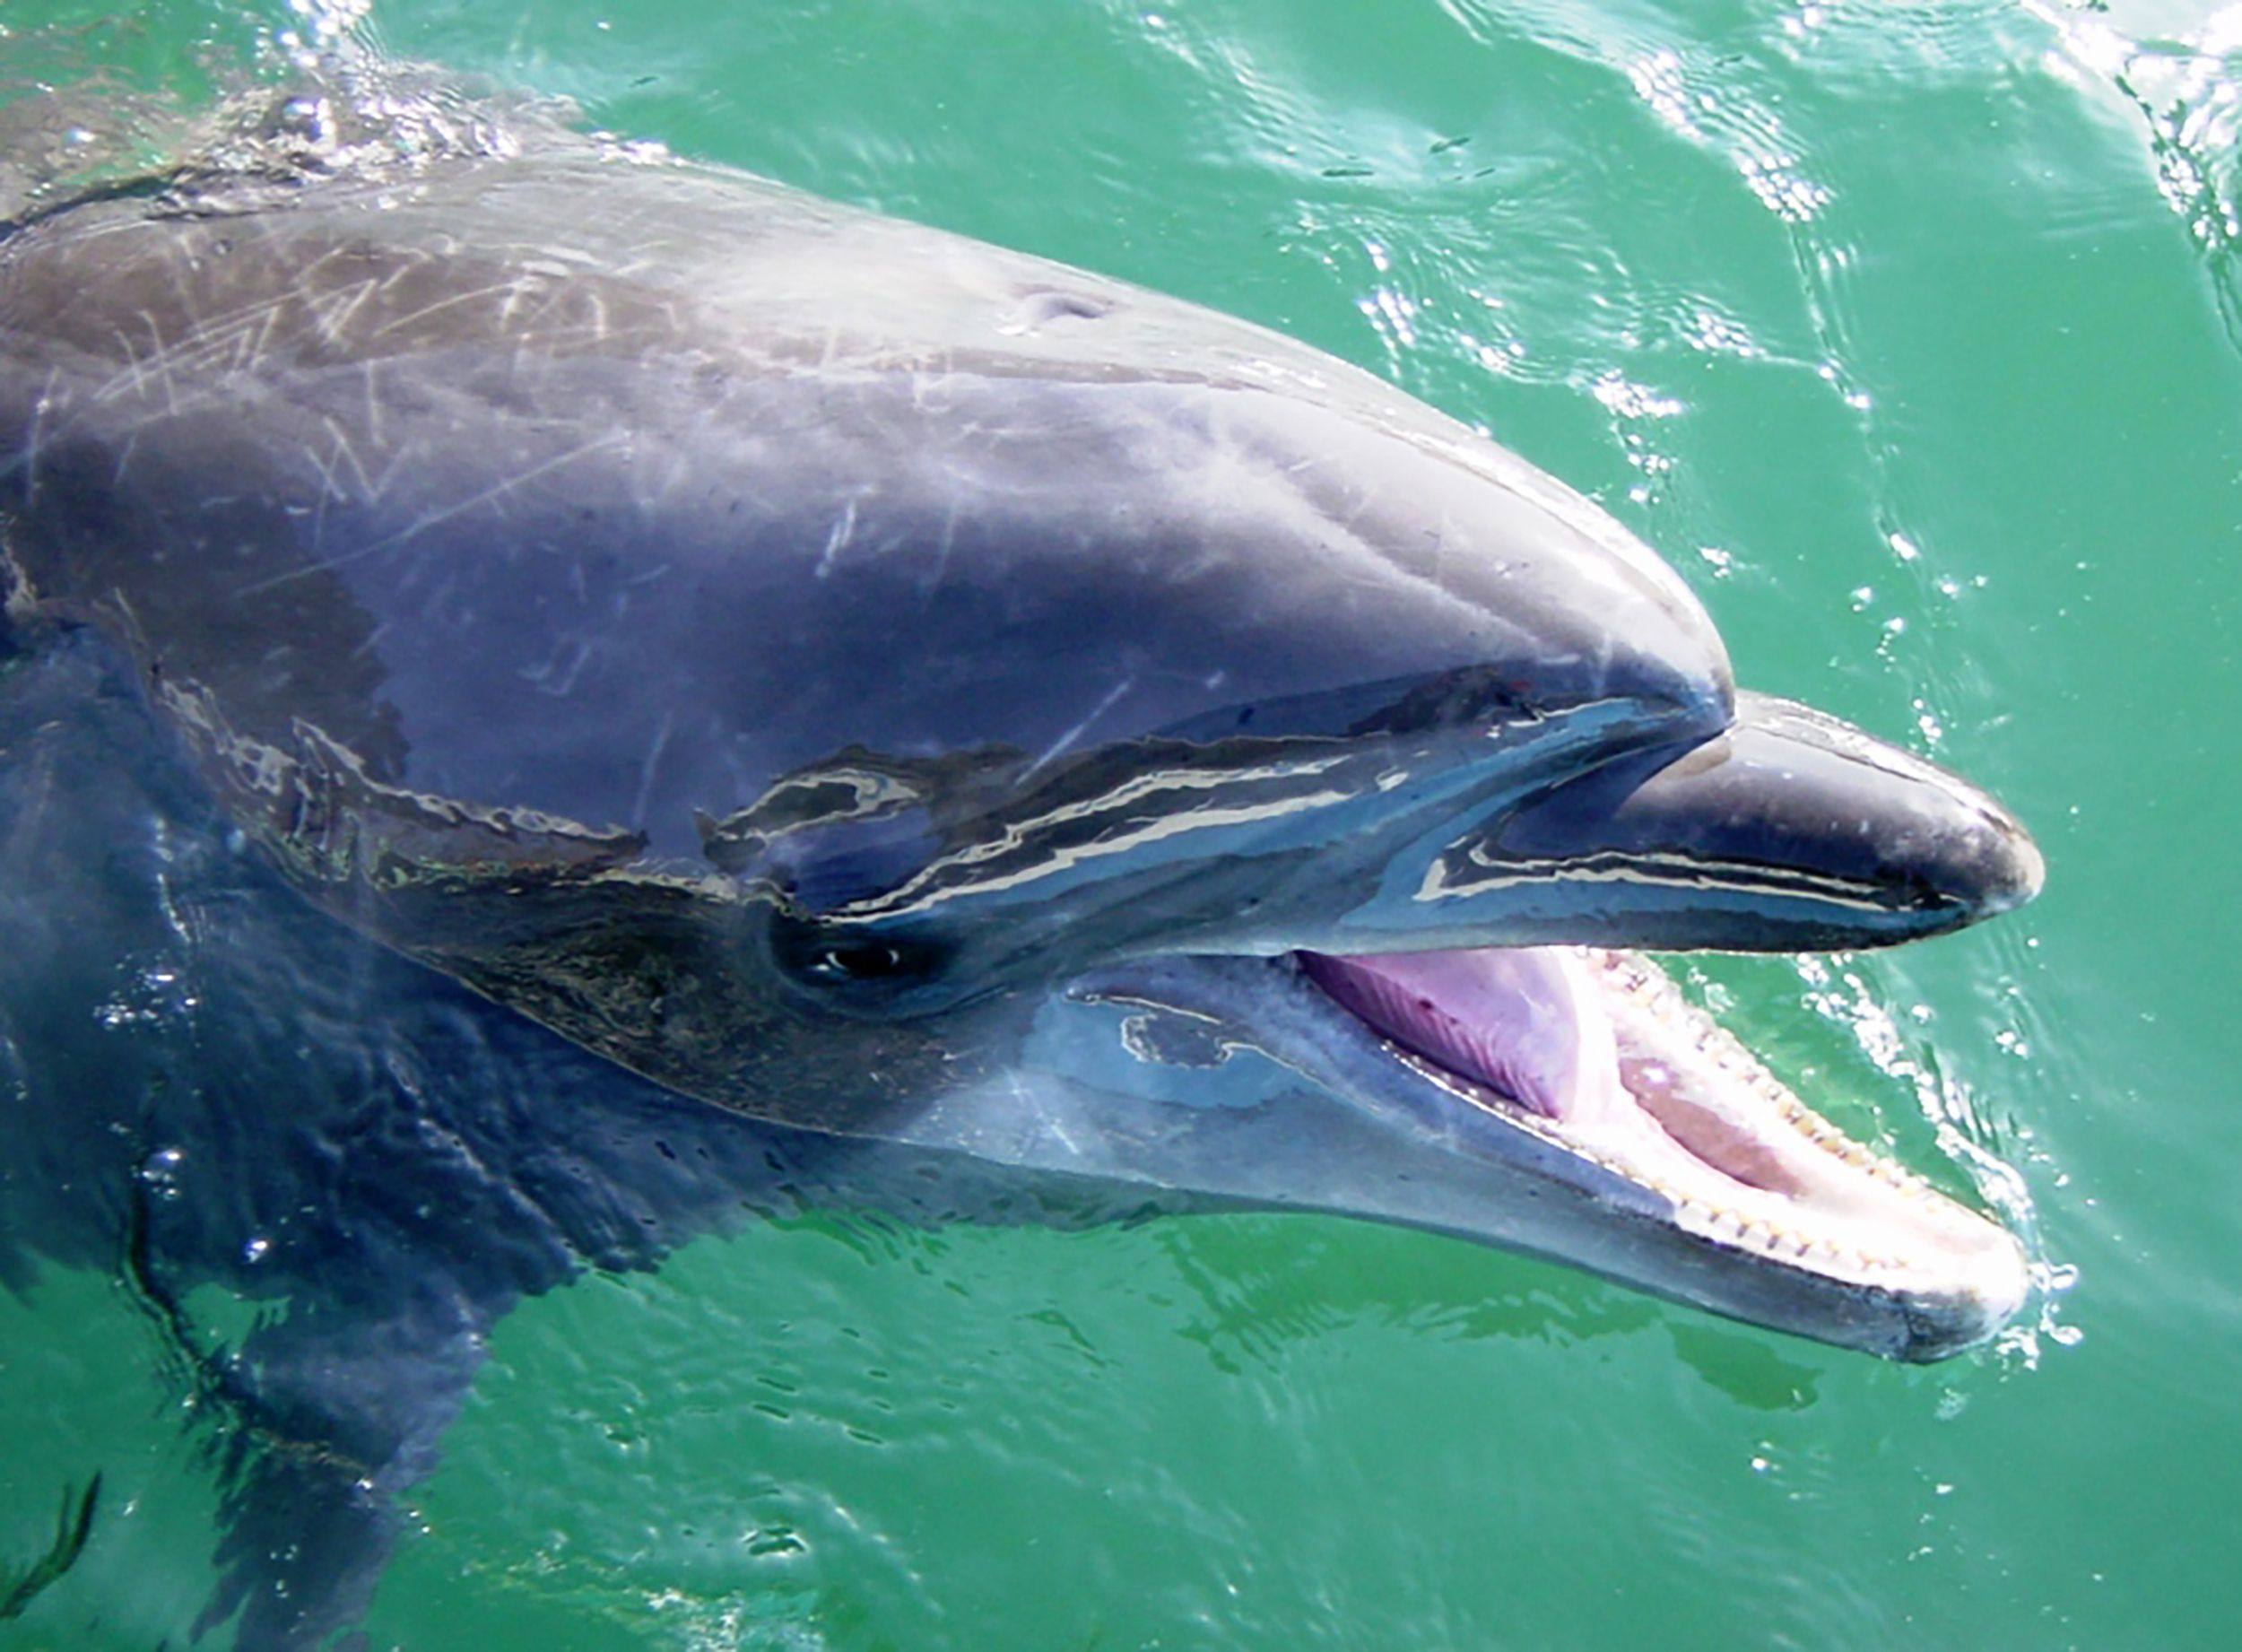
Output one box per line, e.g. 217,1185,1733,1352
0,137,2040,1646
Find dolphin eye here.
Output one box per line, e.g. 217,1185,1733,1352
807,941,928,982
768,910,948,1000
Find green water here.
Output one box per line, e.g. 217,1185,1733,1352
3,0,2238,1647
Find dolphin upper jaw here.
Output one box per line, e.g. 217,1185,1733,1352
1394,693,2047,954
776,686,1724,999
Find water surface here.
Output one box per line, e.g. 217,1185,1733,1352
2,1,2237,1647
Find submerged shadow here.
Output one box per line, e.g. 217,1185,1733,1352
0,642,1030,1648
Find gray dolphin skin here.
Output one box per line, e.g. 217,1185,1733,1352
0,144,2044,1371
0,114,2060,1383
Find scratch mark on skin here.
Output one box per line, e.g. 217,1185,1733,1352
1021,674,1138,781
238,433,627,596
631,709,677,829
372,249,423,300
306,414,409,513
239,300,284,375
100,327,150,406
1424,511,1458,584
92,299,266,411
302,430,354,558
1017,1074,1078,1159
307,278,382,351
521,275,578,333
351,618,393,664
926,498,961,595
523,634,593,698
20,368,57,505
646,446,696,517
815,496,860,579
140,312,180,417
496,273,533,330
369,281,529,342
361,361,387,450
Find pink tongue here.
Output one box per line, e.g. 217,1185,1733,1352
1300,947,1621,1123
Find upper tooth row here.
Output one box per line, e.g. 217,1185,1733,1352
1586,949,1934,1198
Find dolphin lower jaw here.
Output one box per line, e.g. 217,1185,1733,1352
1336,947,2028,1358
1004,944,2029,1362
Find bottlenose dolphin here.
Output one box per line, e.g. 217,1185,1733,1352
0,135,2040,1646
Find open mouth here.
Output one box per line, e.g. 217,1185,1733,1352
1295,944,2029,1339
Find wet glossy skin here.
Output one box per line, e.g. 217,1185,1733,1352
0,152,2040,1337
0,150,1747,1122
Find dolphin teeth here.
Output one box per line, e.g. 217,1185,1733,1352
1590,945,1949,1203
1305,943,2012,1310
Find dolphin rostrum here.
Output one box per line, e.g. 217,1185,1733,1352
0,133,2040,1646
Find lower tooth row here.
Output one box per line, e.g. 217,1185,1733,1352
1673,1197,1898,1274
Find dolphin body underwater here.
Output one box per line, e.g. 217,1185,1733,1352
0,126,2042,1646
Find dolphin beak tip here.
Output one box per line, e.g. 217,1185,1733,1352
1896,1225,2033,1363
1957,801,2046,924
1996,820,2046,912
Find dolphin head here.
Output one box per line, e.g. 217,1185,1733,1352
643,271,2040,1361
652,177,2037,1364
0,152,2042,1361
730,694,2040,1361
729,582,2040,1366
